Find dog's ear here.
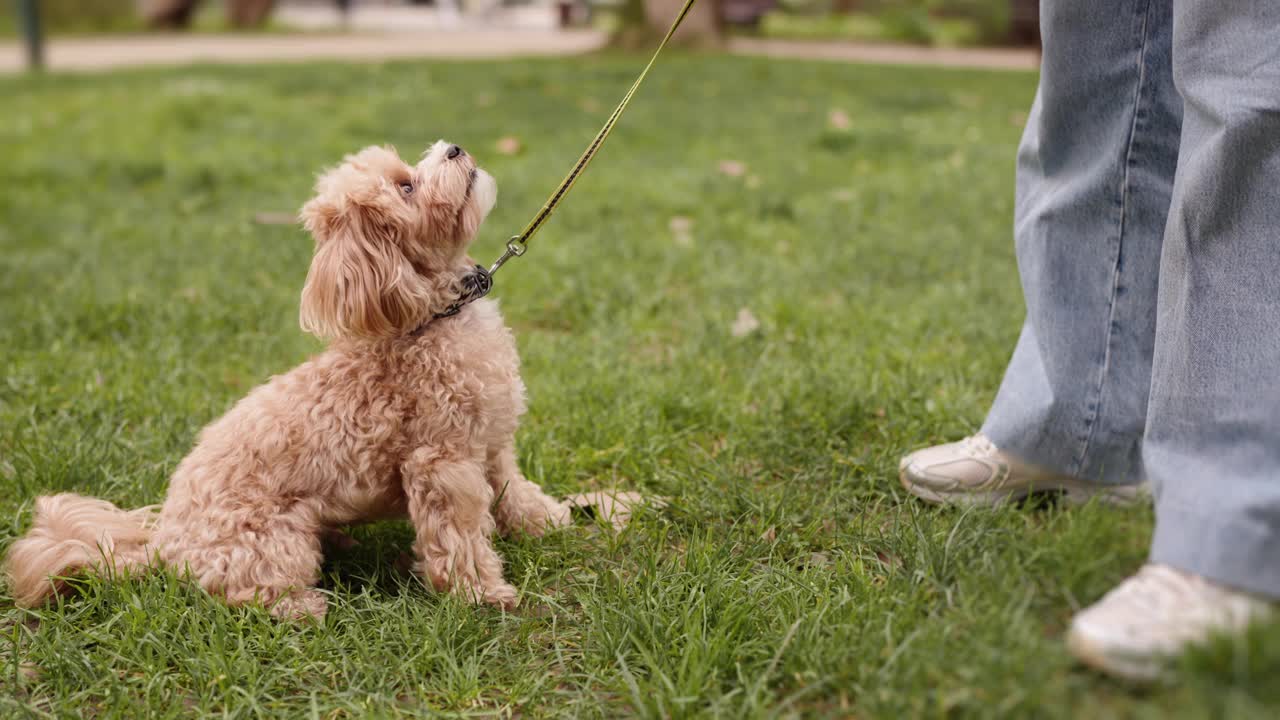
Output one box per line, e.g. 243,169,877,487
298,176,437,340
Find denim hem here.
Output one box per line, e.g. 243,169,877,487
1150,495,1280,600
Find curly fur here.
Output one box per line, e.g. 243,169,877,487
5,143,570,618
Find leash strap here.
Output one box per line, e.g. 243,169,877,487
433,0,698,320
489,0,700,276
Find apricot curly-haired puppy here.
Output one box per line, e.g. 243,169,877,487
5,142,571,619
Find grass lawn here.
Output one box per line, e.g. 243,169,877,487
1,54,1278,718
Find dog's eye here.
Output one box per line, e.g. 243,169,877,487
399,182,413,195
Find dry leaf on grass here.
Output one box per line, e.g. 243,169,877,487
495,136,523,156
807,552,832,568
828,109,852,130
668,215,694,246
731,308,761,337
253,212,297,226
563,491,667,530
321,528,359,551
718,160,747,177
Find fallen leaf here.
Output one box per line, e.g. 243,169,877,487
731,308,761,337
495,136,523,156
321,529,359,551
710,435,728,456
394,552,415,575
875,549,903,570
828,108,852,130
668,215,693,246
807,552,831,568
718,160,747,177
253,211,296,225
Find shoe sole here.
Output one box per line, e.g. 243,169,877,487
899,463,1148,509
1066,627,1167,683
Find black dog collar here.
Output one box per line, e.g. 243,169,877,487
433,265,493,320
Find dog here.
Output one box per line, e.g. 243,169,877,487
5,142,572,619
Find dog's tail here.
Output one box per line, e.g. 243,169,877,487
5,493,159,607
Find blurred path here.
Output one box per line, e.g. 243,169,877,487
0,33,1038,76
0,31,608,74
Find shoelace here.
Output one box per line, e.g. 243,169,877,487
961,434,997,457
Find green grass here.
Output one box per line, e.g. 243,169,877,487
755,11,984,47
1,54,1278,718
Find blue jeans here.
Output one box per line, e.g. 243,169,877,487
982,0,1280,598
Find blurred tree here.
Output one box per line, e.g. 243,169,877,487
141,0,197,27
227,0,275,26
1009,0,1039,46
613,0,724,48
139,0,276,29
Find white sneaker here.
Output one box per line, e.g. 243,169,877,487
1068,564,1274,681
898,433,1146,507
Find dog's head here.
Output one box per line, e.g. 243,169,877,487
298,142,498,339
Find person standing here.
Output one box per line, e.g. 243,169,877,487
898,1,1279,680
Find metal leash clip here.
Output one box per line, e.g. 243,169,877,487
433,235,527,320
489,235,528,276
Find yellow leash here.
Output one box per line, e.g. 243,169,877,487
488,0,701,276
434,0,700,319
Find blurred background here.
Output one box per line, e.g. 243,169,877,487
4,0,1040,69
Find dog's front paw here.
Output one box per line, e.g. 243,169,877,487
450,580,519,610
519,502,573,538
269,589,328,622
498,494,573,538
482,582,519,610
545,501,572,530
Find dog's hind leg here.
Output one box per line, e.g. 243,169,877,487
159,513,327,621
402,448,517,609
486,443,570,538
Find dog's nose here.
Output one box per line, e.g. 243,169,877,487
446,145,464,160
